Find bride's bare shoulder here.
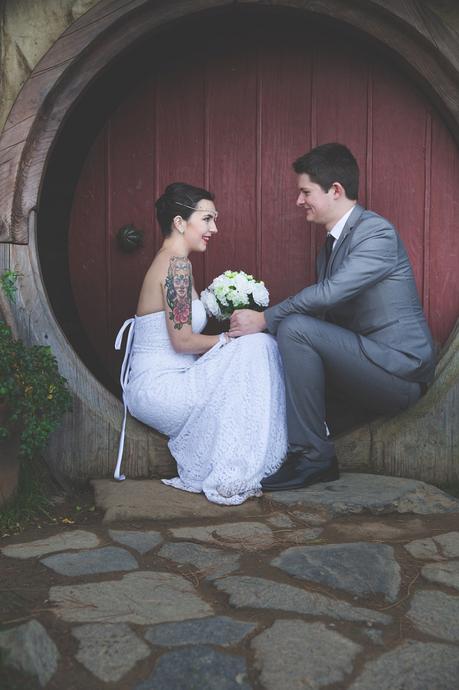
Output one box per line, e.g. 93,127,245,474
139,251,192,295
151,250,192,273
137,251,196,315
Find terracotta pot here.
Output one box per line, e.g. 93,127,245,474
0,399,21,507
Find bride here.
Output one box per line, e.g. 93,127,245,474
115,182,287,505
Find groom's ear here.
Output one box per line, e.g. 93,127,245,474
330,182,346,199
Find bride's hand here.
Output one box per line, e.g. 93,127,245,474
229,309,266,337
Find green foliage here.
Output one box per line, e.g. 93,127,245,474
0,321,72,459
0,269,21,303
0,459,54,534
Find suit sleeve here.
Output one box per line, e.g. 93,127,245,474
264,219,398,335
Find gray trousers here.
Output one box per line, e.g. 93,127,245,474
276,314,423,462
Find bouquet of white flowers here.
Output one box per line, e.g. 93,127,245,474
200,270,269,321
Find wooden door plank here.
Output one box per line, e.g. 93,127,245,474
370,57,427,298
205,41,258,285
69,131,108,367
259,40,313,305
314,38,369,206
107,77,156,375
155,55,206,293
429,114,459,346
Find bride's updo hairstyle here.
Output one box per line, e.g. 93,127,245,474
155,182,214,237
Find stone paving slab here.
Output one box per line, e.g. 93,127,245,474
407,590,459,642
421,560,459,590
267,514,295,528
49,571,213,624
348,640,459,690
213,576,392,624
1,530,100,559
268,474,459,516
331,518,425,541
72,623,150,682
252,619,361,690
0,620,59,687
434,532,459,557
170,521,324,549
404,537,444,560
290,511,329,525
144,616,256,647
279,527,324,544
158,541,240,580
134,645,252,690
404,532,459,560
169,522,274,550
92,479,264,522
272,542,401,602
108,529,162,554
40,546,138,576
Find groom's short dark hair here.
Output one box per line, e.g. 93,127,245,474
293,143,359,200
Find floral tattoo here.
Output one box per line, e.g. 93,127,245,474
165,256,192,330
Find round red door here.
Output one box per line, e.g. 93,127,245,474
69,12,459,386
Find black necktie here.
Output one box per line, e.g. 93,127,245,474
324,233,335,270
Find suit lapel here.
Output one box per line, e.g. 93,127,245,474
326,204,365,276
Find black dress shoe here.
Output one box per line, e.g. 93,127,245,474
261,453,339,491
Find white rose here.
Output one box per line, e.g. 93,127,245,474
234,274,251,295
201,289,221,317
252,282,269,307
211,276,224,290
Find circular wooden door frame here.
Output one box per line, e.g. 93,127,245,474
0,0,457,480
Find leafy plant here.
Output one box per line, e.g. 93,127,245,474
0,321,72,459
0,457,54,534
0,269,21,303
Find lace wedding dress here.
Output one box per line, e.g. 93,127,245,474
115,299,287,505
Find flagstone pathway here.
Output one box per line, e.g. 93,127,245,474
1,473,459,689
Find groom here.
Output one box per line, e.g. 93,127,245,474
229,143,435,491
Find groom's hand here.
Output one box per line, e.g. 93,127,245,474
229,309,266,337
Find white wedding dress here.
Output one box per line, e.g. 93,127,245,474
115,299,287,505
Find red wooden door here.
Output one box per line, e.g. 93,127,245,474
69,14,459,385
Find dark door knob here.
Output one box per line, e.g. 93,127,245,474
116,224,144,253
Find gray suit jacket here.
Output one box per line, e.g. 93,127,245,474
264,204,436,383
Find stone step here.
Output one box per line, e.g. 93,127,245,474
92,474,459,523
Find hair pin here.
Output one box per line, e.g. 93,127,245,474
175,201,218,218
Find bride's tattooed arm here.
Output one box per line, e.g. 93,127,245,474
165,256,192,330
160,256,219,354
